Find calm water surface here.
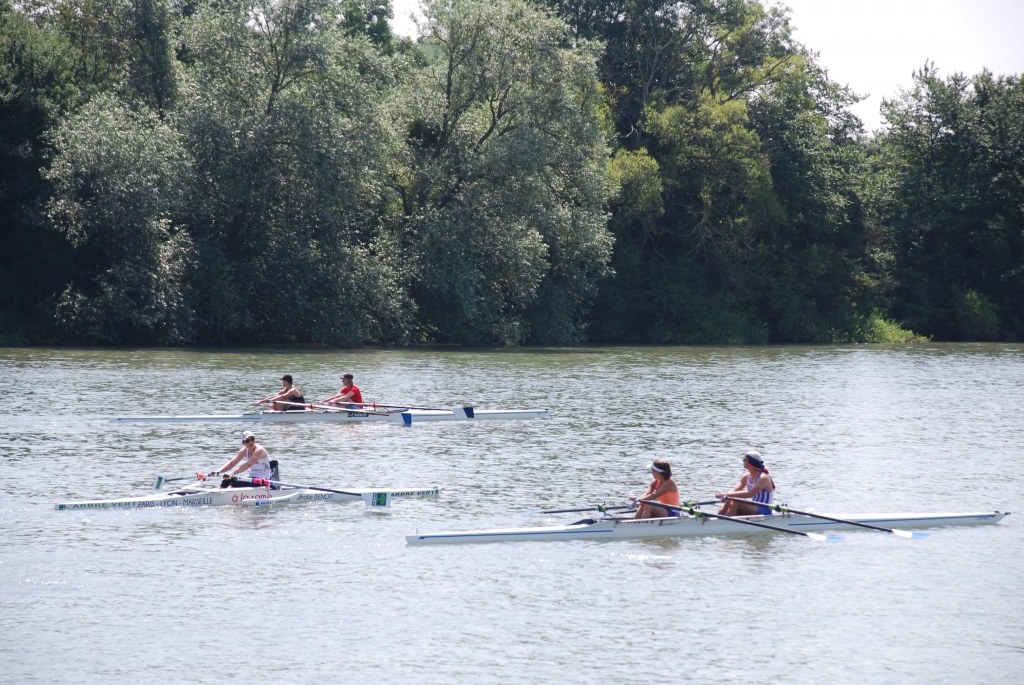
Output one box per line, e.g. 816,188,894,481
1,345,1022,683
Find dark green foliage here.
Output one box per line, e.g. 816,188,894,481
0,2,78,343
1,0,1020,346
877,66,1024,340
341,0,393,48
386,0,611,345
567,0,877,342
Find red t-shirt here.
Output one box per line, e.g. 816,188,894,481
343,385,363,404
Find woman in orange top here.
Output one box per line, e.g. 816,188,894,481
631,460,681,519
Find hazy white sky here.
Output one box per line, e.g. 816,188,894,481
389,0,1024,131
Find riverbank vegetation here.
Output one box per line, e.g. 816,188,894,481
2,0,1021,346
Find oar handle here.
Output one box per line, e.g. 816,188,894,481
722,497,898,534
164,472,218,482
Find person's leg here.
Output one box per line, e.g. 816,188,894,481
648,504,668,518
636,503,668,519
730,500,760,516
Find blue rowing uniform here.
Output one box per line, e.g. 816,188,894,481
746,470,775,515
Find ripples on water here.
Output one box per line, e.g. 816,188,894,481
1,345,1022,683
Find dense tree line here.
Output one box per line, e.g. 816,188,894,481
1,0,1021,345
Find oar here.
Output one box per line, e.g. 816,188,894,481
361,403,464,412
225,476,392,508
153,472,219,490
272,400,398,415
527,499,719,515
526,504,635,515
268,397,387,413
316,401,469,413
722,496,928,539
639,500,842,542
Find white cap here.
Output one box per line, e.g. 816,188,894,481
241,431,255,443
744,451,764,468
646,463,665,474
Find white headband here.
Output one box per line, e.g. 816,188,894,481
647,463,665,473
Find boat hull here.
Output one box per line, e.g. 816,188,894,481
56,485,443,511
109,408,551,424
406,511,1009,545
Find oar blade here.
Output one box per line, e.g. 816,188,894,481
892,529,929,539
152,475,165,490
806,532,843,542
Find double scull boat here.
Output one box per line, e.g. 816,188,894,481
406,510,1009,545
111,406,550,424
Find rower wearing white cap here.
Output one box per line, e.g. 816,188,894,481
217,432,273,488
631,460,681,519
716,451,775,516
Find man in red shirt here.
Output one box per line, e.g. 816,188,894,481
321,373,363,408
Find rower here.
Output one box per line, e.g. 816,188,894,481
716,451,775,516
256,374,306,411
631,460,681,519
218,431,277,488
320,373,363,409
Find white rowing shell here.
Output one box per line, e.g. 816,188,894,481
406,511,1009,545
109,408,551,424
55,485,443,511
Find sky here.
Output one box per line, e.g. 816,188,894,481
389,0,1024,132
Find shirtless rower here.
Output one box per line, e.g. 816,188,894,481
256,374,306,411
631,460,681,519
217,431,275,488
716,451,775,516
320,373,363,409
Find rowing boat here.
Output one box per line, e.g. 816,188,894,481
56,484,443,511
110,407,551,424
406,510,1009,545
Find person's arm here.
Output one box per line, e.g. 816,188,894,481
278,388,304,407
256,389,289,406
631,481,656,503
716,477,749,501
720,476,767,500
219,448,245,474
319,392,341,404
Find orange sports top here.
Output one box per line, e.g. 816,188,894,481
657,485,680,507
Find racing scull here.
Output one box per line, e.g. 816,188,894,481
56,483,443,511
406,510,1008,545
110,407,551,424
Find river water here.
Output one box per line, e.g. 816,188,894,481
1,345,1022,683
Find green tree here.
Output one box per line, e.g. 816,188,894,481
877,65,1024,340
0,2,78,343
388,0,612,344
341,0,394,48
45,95,196,344
177,0,411,344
